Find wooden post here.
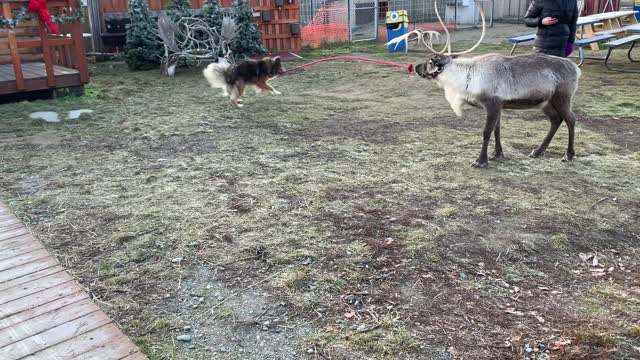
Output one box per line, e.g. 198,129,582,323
3,2,24,91
87,0,103,52
38,17,56,87
69,6,89,83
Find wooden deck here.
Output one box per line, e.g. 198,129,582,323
0,62,82,96
0,203,147,360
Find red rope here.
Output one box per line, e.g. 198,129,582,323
281,55,414,75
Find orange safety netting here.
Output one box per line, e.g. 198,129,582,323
301,1,349,47
302,2,459,49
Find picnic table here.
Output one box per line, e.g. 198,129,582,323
625,23,640,32
507,10,639,54
578,10,639,50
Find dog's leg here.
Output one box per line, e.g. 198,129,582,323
238,82,246,99
236,85,244,103
257,80,281,95
229,84,243,108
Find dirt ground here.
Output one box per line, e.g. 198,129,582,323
1,38,639,360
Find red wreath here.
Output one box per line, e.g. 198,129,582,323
28,0,59,34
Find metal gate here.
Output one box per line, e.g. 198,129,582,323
349,0,379,41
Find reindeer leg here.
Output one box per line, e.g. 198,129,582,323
562,113,576,161
473,100,501,168
553,99,576,161
490,117,505,160
530,102,562,158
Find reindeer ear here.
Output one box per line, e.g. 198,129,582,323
273,56,281,64
432,56,449,67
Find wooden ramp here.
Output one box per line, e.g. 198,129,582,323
0,203,147,360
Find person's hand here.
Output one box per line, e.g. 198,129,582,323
565,43,573,57
542,17,558,25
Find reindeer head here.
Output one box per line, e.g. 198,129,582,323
386,0,487,80
415,55,451,79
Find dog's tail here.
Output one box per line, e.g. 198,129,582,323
203,62,230,89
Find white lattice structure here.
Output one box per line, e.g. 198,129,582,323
157,13,237,76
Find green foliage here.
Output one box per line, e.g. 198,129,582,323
165,0,192,23
203,0,223,31
231,0,266,59
203,0,226,56
125,0,162,70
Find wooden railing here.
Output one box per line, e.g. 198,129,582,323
0,0,88,91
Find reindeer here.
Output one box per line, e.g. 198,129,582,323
387,1,581,168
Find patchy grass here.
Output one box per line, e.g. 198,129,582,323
1,41,639,360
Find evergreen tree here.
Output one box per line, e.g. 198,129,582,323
166,0,192,23
203,0,223,32
231,0,266,59
125,0,162,70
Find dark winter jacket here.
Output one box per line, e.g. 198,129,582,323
524,0,579,51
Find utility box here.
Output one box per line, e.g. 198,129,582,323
290,22,300,35
261,10,272,22
386,10,409,53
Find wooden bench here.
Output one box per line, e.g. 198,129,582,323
594,28,626,36
574,33,616,66
603,34,640,72
507,34,536,55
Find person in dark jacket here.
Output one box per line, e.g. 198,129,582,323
524,0,580,57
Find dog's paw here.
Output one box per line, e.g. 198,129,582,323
272,90,282,95
236,103,244,108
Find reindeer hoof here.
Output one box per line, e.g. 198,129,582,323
490,152,505,160
529,149,543,158
562,154,574,162
471,160,488,168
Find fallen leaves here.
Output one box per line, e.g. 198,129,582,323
504,308,525,316
550,338,572,351
344,311,355,319
529,311,545,324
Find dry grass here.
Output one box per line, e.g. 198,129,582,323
1,42,639,359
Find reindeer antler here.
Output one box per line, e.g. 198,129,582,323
385,0,487,56
444,0,487,56
384,30,442,53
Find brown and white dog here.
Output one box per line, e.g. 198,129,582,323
203,57,284,107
